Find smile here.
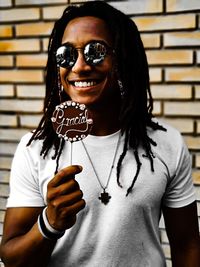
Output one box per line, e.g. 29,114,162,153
69,80,102,88
74,81,97,87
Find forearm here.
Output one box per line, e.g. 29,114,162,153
171,240,200,267
1,222,56,267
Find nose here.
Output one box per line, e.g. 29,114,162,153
71,51,92,73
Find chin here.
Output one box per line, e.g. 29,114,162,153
68,96,95,106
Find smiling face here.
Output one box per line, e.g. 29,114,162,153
59,16,118,108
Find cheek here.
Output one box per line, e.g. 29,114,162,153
101,60,115,81
59,68,70,86
104,63,116,86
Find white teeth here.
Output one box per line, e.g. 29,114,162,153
74,81,96,87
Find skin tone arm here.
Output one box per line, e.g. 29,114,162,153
163,201,200,267
0,207,56,267
0,165,85,267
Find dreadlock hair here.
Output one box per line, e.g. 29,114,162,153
27,1,166,195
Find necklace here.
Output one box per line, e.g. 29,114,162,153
81,132,121,205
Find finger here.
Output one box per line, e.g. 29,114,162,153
61,199,86,218
50,190,84,209
49,165,82,187
48,179,80,201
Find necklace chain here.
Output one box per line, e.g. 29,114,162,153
81,132,121,204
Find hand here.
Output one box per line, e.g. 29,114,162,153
46,165,85,231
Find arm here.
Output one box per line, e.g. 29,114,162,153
163,201,200,267
0,207,56,267
0,165,85,267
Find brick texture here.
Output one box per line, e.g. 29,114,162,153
0,1,200,266
0,26,12,38
0,8,40,22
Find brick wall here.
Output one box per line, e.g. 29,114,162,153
0,0,200,266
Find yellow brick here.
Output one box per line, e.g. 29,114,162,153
164,31,200,47
149,68,162,82
197,121,200,133
110,0,163,15
17,85,45,98
197,51,200,64
165,67,200,82
0,0,11,7
0,181,9,197
151,85,192,99
0,172,10,184
0,70,43,83
195,86,200,99
167,0,200,12
0,115,17,127
159,215,165,228
42,5,66,20
160,229,169,243
184,136,200,150
0,143,17,156
0,99,43,113
164,102,200,116
133,14,195,31
16,0,67,4
0,157,12,169
0,56,14,67
42,38,49,52
16,22,54,37
195,155,200,168
166,259,172,267
161,118,193,133
0,8,40,22
146,50,193,65
161,244,171,259
20,115,42,128
16,54,47,67
199,15,200,28
152,101,162,116
0,129,29,141
193,170,200,185
141,34,160,48
195,187,200,201
0,25,12,37
0,85,14,97
0,39,40,52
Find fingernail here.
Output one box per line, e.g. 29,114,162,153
77,165,83,171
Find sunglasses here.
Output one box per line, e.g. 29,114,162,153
56,41,113,68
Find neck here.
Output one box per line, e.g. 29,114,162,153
88,101,121,136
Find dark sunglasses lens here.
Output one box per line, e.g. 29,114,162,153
56,45,77,68
84,42,107,65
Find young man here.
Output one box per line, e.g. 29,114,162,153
1,1,200,266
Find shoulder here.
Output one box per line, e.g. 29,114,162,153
19,131,35,144
18,131,40,148
147,118,188,162
147,119,192,183
15,131,44,157
148,118,184,146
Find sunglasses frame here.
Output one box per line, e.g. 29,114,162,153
56,41,114,68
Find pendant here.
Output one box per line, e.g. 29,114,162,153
99,190,111,205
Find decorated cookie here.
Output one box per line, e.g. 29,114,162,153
51,101,93,142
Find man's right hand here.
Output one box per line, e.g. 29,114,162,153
46,165,85,231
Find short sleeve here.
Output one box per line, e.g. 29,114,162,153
7,134,45,207
163,137,196,208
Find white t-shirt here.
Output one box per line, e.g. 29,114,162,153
7,120,196,267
